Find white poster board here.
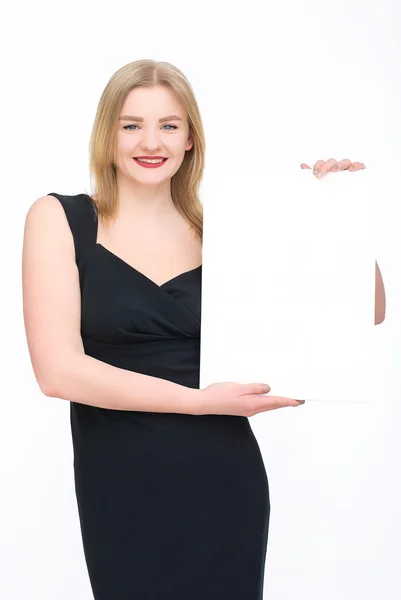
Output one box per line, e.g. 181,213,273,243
199,169,376,403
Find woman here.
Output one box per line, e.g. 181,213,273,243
22,59,385,599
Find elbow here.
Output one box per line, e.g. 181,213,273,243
36,365,64,398
38,353,84,398
38,377,60,398
35,351,84,399
40,381,61,398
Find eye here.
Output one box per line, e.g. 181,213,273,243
162,124,178,131
123,124,139,131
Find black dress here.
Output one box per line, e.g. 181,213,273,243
48,192,270,600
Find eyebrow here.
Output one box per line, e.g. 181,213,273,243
119,114,183,123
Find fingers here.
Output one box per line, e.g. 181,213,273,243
243,384,305,407
320,158,338,173
336,158,353,171
301,159,367,177
313,159,326,174
347,161,366,171
300,160,332,177
276,397,305,408
264,395,305,410
245,395,306,415
322,159,366,174
335,158,365,171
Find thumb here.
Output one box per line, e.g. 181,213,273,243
244,383,271,395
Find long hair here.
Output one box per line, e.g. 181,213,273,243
86,59,205,240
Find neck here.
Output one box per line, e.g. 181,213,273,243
116,172,175,218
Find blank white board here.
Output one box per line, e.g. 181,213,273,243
199,169,376,403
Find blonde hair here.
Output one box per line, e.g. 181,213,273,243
86,59,205,240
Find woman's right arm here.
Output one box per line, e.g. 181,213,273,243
22,195,301,417
22,195,200,414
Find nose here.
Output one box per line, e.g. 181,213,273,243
140,127,162,153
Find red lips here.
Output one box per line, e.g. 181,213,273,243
133,157,169,169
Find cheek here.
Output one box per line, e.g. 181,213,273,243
116,133,135,155
170,135,190,156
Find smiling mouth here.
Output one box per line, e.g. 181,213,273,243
134,157,168,164
132,157,169,169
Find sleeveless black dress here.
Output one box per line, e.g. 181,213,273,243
48,192,270,600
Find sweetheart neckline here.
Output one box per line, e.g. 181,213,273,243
96,243,202,289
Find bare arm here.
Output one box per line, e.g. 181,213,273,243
22,195,200,414
375,261,386,325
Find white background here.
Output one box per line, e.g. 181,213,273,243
1,0,400,598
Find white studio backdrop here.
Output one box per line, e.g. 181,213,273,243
1,1,400,599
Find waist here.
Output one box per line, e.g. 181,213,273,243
83,335,200,388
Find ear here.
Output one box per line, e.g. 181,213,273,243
185,134,194,151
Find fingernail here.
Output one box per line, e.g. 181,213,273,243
348,165,354,170
316,170,324,179
332,165,339,170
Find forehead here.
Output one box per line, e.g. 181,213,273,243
121,85,186,117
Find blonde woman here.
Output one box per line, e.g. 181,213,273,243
22,60,385,599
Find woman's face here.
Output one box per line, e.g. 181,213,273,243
115,84,193,187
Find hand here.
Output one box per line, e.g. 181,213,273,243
198,382,305,417
300,158,366,179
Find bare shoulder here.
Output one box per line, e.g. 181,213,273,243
25,193,72,238
22,194,84,396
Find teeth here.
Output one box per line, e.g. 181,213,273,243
136,158,165,164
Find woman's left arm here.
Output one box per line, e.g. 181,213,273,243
375,261,386,325
301,159,386,325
